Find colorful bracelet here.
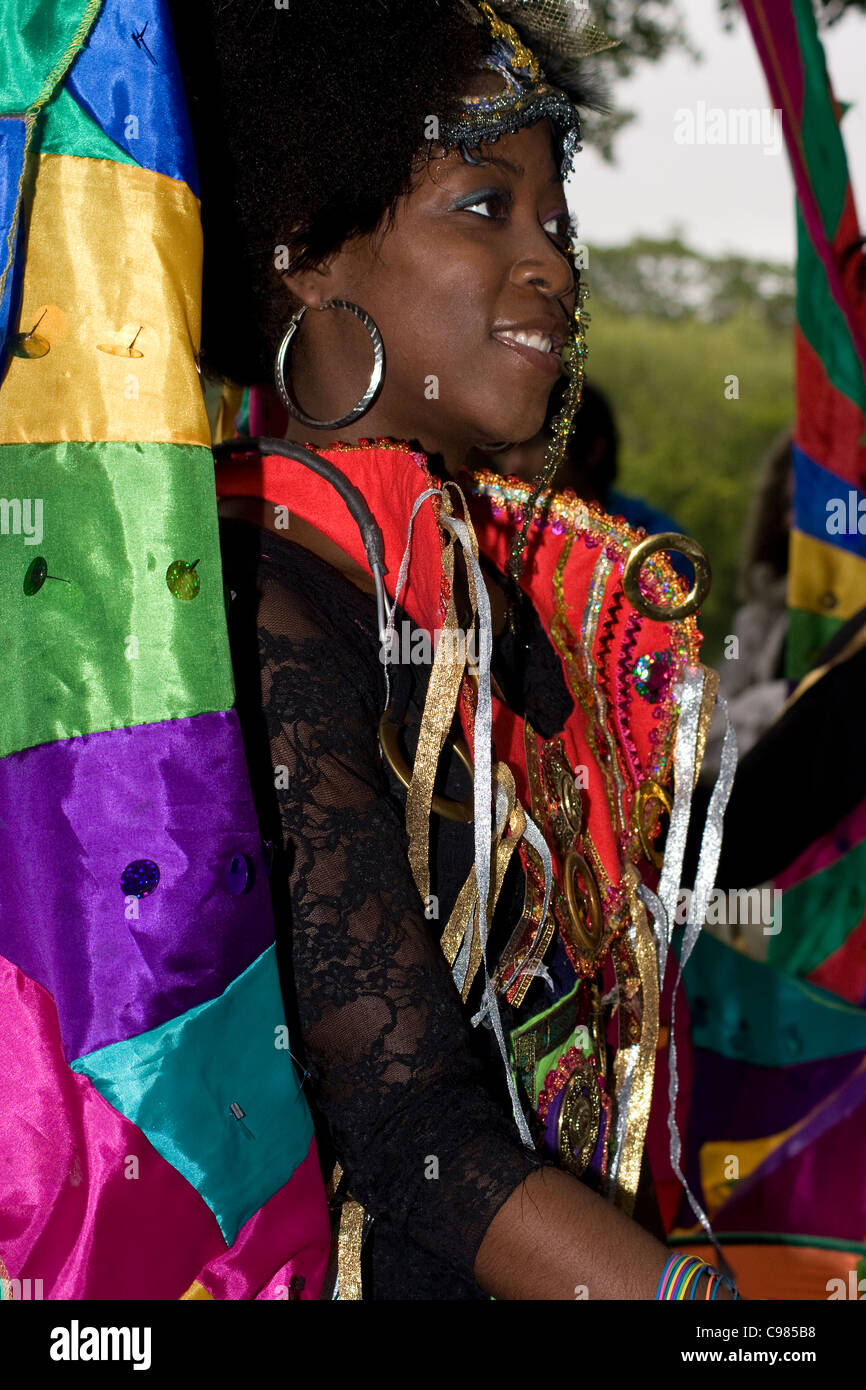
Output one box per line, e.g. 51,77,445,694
656,1252,741,1301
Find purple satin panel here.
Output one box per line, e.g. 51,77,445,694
675,1046,865,1229
0,710,276,1060
712,1059,866,1240
679,1046,863,1200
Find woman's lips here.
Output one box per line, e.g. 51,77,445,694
491,329,563,378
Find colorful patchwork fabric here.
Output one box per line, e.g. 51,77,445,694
0,0,328,1300
742,0,866,681
739,0,866,994
661,933,866,1300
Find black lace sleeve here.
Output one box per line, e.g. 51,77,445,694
221,520,542,1296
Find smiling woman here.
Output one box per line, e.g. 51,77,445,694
170,0,736,1302
275,120,575,462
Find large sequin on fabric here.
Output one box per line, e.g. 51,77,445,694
120,859,160,898
632,649,675,704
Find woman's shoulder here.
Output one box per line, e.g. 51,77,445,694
219,516,382,670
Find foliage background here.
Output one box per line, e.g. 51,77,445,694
580,237,794,661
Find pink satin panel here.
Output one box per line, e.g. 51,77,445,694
197,1140,330,1301
0,953,226,1299
775,795,866,891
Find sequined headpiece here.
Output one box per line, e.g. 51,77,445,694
440,1,616,175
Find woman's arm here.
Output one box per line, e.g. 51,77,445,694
476,1167,674,1300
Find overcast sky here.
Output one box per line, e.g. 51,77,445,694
568,0,866,264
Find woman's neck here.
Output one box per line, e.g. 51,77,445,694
282,422,470,480
217,495,378,595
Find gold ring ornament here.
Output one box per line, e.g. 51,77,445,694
378,715,474,824
563,849,604,957
622,533,711,622
632,779,673,870
554,760,583,837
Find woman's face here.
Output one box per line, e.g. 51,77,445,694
285,118,575,469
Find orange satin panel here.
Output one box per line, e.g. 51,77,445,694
674,1240,862,1301
0,154,209,446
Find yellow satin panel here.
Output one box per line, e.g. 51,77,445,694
0,154,209,447
179,1280,215,1301
788,530,866,623
697,1125,798,1221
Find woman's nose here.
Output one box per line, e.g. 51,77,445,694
510,240,575,303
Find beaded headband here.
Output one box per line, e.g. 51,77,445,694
440,1,615,175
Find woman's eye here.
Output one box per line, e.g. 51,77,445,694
543,212,570,243
467,194,508,218
469,197,501,218
454,188,510,220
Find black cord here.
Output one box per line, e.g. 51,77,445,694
212,435,388,580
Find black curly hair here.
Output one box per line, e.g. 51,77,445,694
169,0,595,387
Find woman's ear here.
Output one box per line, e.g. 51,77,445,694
277,258,336,312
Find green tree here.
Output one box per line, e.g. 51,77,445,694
581,240,794,660
580,0,866,160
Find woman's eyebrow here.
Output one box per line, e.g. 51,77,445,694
473,152,525,178
479,154,565,200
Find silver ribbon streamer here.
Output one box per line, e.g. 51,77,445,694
636,692,738,1252
607,670,705,1189
654,668,704,989
665,694,738,1249
380,487,442,712
443,512,535,1149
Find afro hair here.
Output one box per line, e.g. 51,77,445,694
169,0,596,386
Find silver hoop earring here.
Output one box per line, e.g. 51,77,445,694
274,300,385,430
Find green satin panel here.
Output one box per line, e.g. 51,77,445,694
71,944,315,1247
786,606,843,681
0,0,95,112
38,84,135,165
0,441,234,757
768,839,866,979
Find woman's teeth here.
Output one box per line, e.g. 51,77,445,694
494,330,554,354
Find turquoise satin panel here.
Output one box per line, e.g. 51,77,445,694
38,84,135,164
683,933,866,1067
71,945,314,1246
0,0,95,113
0,441,234,757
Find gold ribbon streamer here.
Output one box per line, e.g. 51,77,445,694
609,865,661,1216
326,1162,365,1301
694,666,720,790
440,765,527,1000
336,1198,365,1302
405,537,461,901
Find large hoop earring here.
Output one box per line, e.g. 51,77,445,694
274,300,385,430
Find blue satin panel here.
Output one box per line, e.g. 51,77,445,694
793,443,866,559
0,116,26,364
71,946,314,1246
66,0,199,193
